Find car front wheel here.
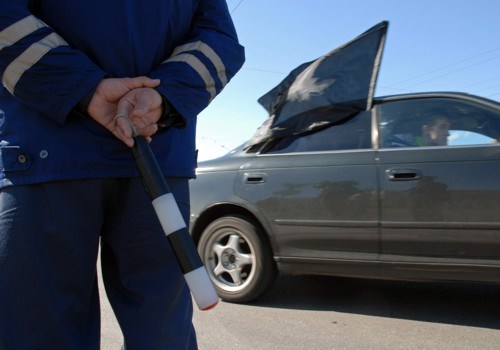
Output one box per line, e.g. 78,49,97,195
197,215,277,303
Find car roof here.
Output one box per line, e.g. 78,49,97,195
374,91,500,108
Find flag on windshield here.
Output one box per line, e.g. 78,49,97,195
246,21,388,149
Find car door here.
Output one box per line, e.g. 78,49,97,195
234,111,380,263
377,95,500,269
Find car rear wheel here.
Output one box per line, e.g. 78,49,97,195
197,215,277,303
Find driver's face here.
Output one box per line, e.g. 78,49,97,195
425,117,451,146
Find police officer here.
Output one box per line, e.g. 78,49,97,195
0,1,245,349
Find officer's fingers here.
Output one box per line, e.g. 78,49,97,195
112,117,156,147
131,95,153,117
145,123,159,136
113,115,135,146
116,93,152,128
130,116,147,130
134,95,163,124
112,131,134,147
116,96,134,120
135,122,159,138
123,76,160,90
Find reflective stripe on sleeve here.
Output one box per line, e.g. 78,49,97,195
171,41,228,86
3,32,68,94
165,41,228,101
0,15,46,51
166,53,217,101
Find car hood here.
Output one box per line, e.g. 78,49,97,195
196,146,249,174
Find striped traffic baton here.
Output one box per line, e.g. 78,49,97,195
131,136,219,311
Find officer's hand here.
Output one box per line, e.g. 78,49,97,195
115,87,164,146
87,77,160,146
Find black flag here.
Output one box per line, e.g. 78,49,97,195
246,21,388,148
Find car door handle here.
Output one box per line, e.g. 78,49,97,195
386,168,421,181
243,172,267,184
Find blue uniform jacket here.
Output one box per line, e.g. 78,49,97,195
0,0,245,187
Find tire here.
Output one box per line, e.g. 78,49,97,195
197,215,277,303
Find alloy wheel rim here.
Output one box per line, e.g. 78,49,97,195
203,228,256,292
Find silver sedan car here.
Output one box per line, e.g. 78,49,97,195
190,92,500,303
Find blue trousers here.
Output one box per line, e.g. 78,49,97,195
0,178,197,350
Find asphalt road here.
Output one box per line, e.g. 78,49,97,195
99,271,500,350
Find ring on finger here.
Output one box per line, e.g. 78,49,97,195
113,114,128,123
113,113,138,136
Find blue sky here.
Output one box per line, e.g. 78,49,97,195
196,0,500,160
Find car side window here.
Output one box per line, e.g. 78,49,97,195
266,111,371,153
379,97,500,148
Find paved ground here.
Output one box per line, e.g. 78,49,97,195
99,271,500,350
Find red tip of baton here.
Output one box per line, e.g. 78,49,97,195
202,301,219,311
